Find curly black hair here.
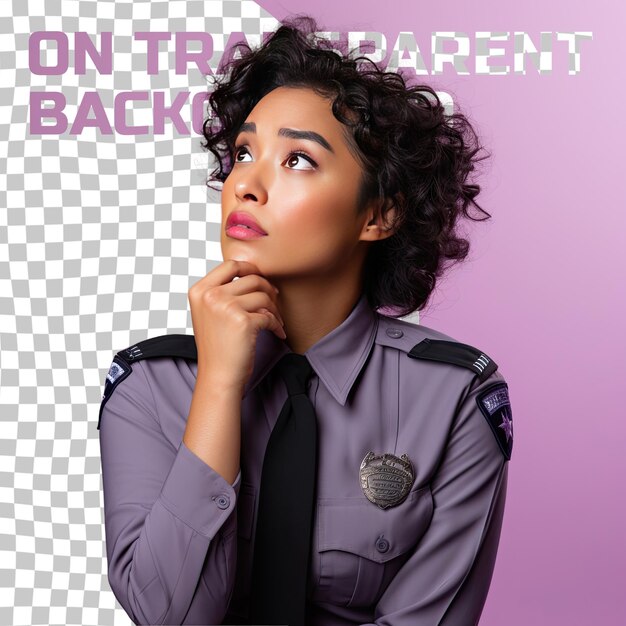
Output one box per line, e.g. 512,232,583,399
201,14,492,317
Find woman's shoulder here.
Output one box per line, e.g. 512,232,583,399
375,312,502,383
114,333,198,364
98,333,198,431
374,315,513,462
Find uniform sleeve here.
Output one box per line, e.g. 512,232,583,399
98,358,242,625
361,369,512,626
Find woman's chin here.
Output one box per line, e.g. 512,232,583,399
222,248,262,270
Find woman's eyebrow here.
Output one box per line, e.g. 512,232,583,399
236,122,334,153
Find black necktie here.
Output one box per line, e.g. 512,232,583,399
248,353,318,626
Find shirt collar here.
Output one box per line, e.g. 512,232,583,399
243,292,379,406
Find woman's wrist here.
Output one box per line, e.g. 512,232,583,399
195,364,246,398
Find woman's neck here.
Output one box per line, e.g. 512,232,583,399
274,281,364,354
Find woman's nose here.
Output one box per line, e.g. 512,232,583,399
234,168,268,204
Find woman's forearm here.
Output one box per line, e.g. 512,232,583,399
183,370,242,485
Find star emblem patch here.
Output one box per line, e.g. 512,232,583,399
476,382,514,460
498,406,513,443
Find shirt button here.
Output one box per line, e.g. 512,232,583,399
386,328,403,339
215,495,230,509
375,536,390,553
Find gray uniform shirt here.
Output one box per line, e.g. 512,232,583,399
98,293,513,625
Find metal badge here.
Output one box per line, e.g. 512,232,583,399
359,451,415,509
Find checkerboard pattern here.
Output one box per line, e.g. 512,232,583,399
0,2,422,624
0,1,280,624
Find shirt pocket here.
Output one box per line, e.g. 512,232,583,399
313,484,434,608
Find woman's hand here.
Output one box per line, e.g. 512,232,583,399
188,259,286,394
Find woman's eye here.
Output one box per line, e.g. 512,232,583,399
285,151,317,171
232,145,317,170
233,146,252,162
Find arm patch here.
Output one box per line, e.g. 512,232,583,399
97,355,132,430
476,382,513,460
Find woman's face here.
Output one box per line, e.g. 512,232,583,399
220,86,377,283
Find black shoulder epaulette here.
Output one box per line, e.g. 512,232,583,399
116,333,198,363
97,334,197,430
407,338,498,382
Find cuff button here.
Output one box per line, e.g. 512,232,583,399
215,495,230,509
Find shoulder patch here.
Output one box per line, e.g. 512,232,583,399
97,355,132,430
407,338,498,382
97,334,198,431
476,381,513,460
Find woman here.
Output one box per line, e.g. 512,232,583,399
98,15,513,626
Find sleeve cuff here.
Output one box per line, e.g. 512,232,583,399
159,439,241,540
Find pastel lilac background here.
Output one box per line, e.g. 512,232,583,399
0,0,622,624
252,1,626,624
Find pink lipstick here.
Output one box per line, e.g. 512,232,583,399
225,211,268,239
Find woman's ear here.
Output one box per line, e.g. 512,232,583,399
361,193,403,242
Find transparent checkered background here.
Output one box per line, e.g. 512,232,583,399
0,1,423,624
0,1,281,624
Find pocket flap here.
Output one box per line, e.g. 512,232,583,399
318,485,433,563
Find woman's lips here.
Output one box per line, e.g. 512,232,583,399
226,211,267,234
225,225,267,240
